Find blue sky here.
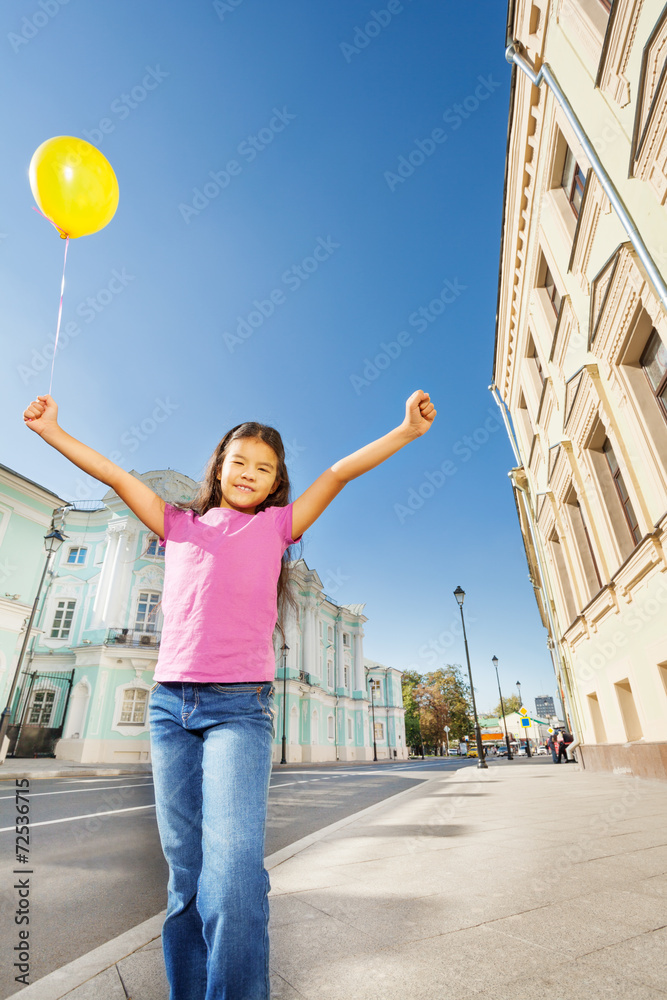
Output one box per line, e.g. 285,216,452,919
0,0,563,715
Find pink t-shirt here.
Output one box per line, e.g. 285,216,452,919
153,502,299,683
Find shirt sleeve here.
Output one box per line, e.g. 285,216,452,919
160,503,194,544
272,502,302,547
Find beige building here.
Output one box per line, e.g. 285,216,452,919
493,0,667,780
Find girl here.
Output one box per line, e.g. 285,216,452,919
23,389,436,1000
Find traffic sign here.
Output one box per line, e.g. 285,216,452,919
519,706,528,716
520,717,531,727
444,726,450,733
547,727,554,734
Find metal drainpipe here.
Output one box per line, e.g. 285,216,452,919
488,386,582,741
504,41,667,314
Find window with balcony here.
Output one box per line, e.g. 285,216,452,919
135,592,161,633
640,328,667,421
602,438,642,545
51,600,76,639
66,547,87,565
119,687,148,725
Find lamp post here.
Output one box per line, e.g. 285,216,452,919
516,679,531,757
492,656,513,760
453,586,487,769
280,643,289,765
365,667,378,762
0,515,68,762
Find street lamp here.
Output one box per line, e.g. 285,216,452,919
0,515,68,762
365,667,378,762
280,643,289,765
492,656,513,760
515,679,531,757
453,586,487,769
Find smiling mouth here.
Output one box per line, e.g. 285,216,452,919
234,484,253,493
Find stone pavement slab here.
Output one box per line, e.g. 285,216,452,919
6,760,667,1000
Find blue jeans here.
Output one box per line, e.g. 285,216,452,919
149,681,275,1000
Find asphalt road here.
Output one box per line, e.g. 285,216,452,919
0,757,473,996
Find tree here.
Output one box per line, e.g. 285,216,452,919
490,693,522,717
414,665,472,751
401,670,423,750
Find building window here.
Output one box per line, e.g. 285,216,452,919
327,715,334,740
119,688,148,725
347,717,353,741
344,666,349,688
51,600,76,639
640,329,667,420
374,721,384,741
28,690,54,725
135,592,161,633
327,660,333,687
343,632,350,646
67,547,87,565
547,529,577,625
614,678,643,742
561,147,586,217
543,265,562,316
527,334,545,385
603,439,642,544
564,486,603,597
146,536,165,558
586,692,607,743
370,679,381,696
327,625,334,642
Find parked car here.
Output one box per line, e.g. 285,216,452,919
536,746,548,755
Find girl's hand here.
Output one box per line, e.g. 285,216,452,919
402,389,436,438
23,394,59,437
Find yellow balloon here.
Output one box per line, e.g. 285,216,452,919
29,136,119,239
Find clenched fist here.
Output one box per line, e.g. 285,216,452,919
23,395,59,436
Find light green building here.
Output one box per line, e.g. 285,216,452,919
0,466,406,764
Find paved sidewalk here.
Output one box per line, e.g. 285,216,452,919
8,759,667,999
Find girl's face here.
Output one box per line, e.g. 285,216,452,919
216,436,280,514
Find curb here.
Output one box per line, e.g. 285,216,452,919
0,767,153,781
6,765,454,999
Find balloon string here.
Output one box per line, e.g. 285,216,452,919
31,204,67,237
48,237,70,397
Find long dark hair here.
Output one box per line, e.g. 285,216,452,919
177,422,301,638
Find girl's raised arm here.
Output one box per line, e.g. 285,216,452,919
292,389,436,540
24,394,165,539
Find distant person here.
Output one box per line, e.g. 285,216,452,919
547,733,557,763
24,388,436,1000
556,730,569,764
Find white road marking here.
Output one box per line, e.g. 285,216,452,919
0,782,154,801
0,804,155,832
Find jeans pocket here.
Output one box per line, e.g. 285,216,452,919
150,681,160,693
